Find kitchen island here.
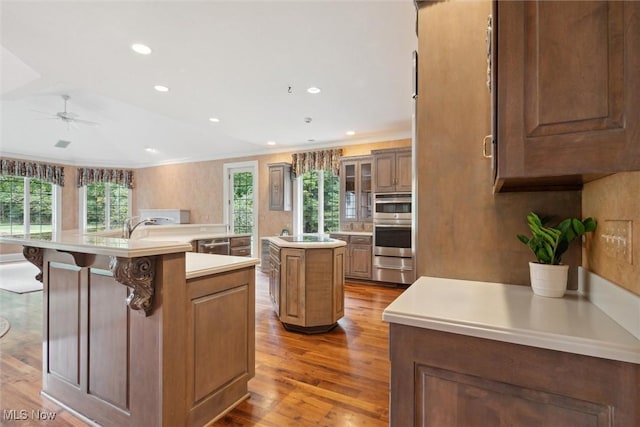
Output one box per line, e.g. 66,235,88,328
267,235,346,333
0,233,259,427
383,275,640,427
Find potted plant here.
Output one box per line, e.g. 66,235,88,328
517,212,597,297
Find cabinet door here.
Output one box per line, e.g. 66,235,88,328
394,150,413,192
373,152,396,193
330,234,351,275
349,244,372,279
341,161,358,222
280,248,305,326
495,1,639,190
359,160,373,221
268,164,291,210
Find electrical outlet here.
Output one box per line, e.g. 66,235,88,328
600,220,633,264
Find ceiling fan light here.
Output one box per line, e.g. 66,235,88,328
131,43,152,55
54,140,71,148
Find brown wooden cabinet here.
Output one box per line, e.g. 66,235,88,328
229,235,251,257
389,324,639,427
493,1,640,192
372,148,412,193
269,241,345,333
268,162,292,210
340,156,373,226
330,233,372,280
268,242,281,315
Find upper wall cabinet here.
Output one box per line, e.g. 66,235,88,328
372,148,412,193
493,1,640,192
340,155,373,224
268,163,292,211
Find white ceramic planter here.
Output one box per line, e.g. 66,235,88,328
529,262,569,298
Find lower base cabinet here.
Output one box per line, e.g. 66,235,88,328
389,324,640,426
330,233,372,280
270,243,345,333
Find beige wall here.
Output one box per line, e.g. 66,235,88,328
415,0,582,288
582,172,640,296
133,139,410,250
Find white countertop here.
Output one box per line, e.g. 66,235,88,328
0,232,193,258
138,232,251,243
383,276,640,364
330,231,373,236
266,235,347,249
185,252,259,279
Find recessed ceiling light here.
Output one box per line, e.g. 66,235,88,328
154,85,169,92
267,141,276,146
346,130,356,136
145,147,157,153
209,117,220,123
131,43,152,55
307,87,321,94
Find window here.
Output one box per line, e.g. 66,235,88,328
82,183,130,232
296,169,340,234
0,175,56,238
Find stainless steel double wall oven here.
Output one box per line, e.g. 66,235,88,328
372,193,415,284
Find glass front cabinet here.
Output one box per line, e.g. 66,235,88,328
340,156,372,227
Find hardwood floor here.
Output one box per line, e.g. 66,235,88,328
0,271,404,426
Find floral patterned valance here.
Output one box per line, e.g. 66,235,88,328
77,167,134,189
0,158,65,186
291,148,343,177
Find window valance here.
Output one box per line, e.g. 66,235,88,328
291,148,343,177
0,158,65,186
77,167,134,189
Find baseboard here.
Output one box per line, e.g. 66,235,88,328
0,253,26,263
578,267,640,340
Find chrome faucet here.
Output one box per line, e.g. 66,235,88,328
123,217,158,239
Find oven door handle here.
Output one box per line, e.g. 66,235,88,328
375,264,413,271
374,223,410,228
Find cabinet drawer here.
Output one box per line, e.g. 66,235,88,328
330,234,349,242
230,247,251,257
230,236,251,247
351,235,372,245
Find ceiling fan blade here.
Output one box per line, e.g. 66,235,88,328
72,118,100,126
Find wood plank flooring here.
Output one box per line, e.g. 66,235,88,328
0,271,404,426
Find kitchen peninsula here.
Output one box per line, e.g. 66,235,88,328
383,275,640,426
267,235,346,333
0,232,259,427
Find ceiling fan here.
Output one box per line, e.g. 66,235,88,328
34,94,100,127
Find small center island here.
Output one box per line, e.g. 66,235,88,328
0,232,259,427
266,235,346,333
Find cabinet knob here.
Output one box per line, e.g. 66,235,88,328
482,135,493,159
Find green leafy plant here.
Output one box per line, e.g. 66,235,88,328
517,212,597,265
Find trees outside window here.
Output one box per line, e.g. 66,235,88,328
299,170,339,234
0,175,54,238
83,183,130,232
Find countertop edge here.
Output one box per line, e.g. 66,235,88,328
266,235,347,248
382,310,640,365
186,257,259,279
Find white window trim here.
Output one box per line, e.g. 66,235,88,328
19,177,61,237
293,169,330,236
79,184,132,233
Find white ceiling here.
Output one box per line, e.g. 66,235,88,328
0,1,417,168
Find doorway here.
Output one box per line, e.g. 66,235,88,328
224,161,258,256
